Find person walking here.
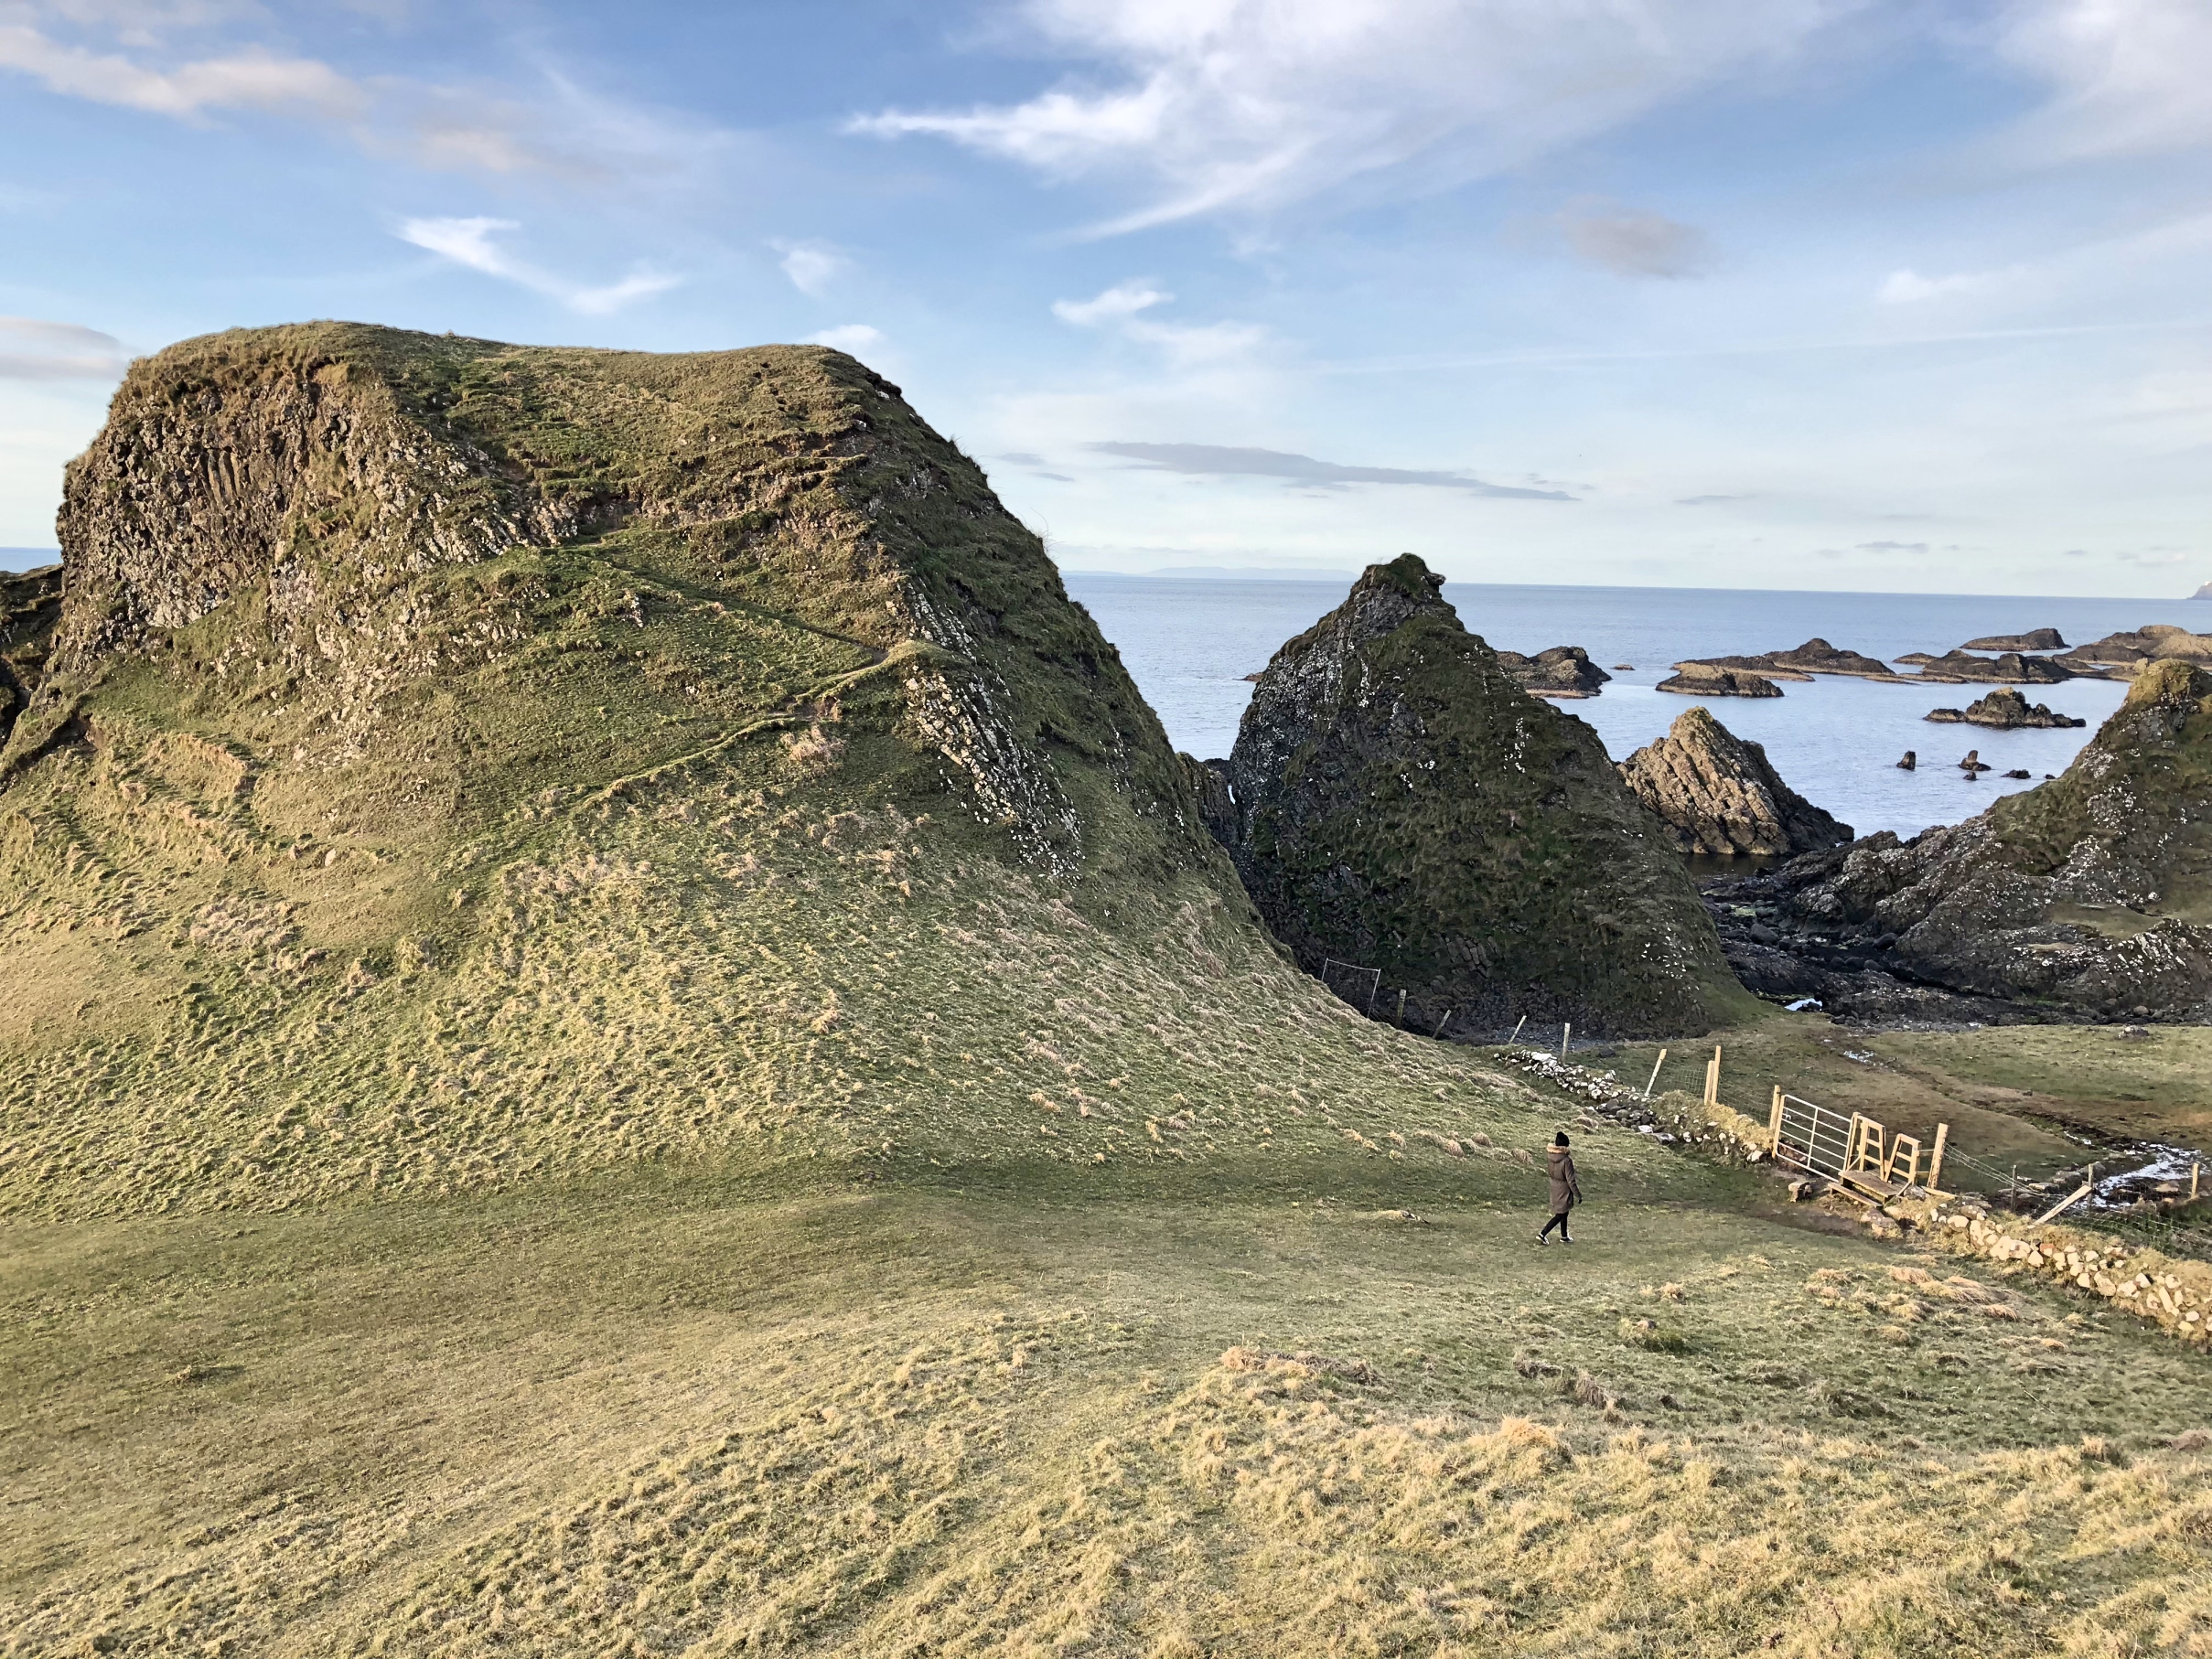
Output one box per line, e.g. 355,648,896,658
1538,1130,1581,1245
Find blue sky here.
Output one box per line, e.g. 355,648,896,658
2,0,2207,594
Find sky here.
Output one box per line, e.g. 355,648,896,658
1,0,2207,595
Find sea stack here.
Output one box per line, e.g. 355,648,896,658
1617,708,1852,858
1216,554,1745,1036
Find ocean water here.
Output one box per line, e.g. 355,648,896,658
1064,575,2210,841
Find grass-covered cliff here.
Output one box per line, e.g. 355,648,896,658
0,325,1652,1216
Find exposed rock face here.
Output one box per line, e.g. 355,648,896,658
1683,654,1813,682
1497,644,1610,699
1217,554,1744,1036
1658,662,1782,698
2195,583,2212,601
1181,753,1237,847
1728,661,2212,1022
1962,628,2067,652
2057,626,2212,680
0,564,61,746
1912,649,2078,685
1617,708,1852,857
1925,689,2085,729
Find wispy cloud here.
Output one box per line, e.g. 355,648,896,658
849,0,1850,231
1997,0,2212,162
1091,441,1574,500
0,316,128,380
773,239,850,297
397,217,678,314
1676,494,1748,505
0,22,363,118
1053,280,1264,365
1557,197,1712,278
0,15,720,181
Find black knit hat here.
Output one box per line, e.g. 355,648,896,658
1554,1130,1570,1147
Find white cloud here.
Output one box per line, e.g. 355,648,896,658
850,0,1852,230
0,21,363,118
773,240,850,298
1053,279,1263,365
1997,0,2212,160
397,217,680,314
806,324,885,355
1877,267,1993,304
1051,279,1167,326
0,315,127,380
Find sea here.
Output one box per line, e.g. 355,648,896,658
1064,574,2211,842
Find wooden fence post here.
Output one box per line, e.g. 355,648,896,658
1768,1086,1785,1155
1560,1022,1572,1061
1927,1123,1949,1194
1644,1048,1668,1100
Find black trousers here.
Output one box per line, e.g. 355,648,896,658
1540,1210,1573,1240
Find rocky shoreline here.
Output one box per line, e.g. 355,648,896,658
1925,688,2085,729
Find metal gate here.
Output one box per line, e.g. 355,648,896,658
1773,1093,1852,1183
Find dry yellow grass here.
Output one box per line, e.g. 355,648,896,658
6,1185,2211,1656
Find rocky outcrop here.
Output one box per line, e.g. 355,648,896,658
2194,582,2212,601
1617,708,1852,858
1911,649,2078,685
1,324,1211,882
1658,662,1782,698
1497,644,1610,699
1216,554,1744,1036
2057,626,2212,680
1925,689,2085,729
1723,661,2212,1022
1961,628,2066,652
0,563,61,747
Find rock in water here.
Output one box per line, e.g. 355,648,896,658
2056,625,2212,680
1924,689,2085,729
1896,751,1917,770
1913,649,2078,684
1961,628,2067,652
1756,660,2212,1020
1217,554,1745,1036
1657,662,1783,698
1617,708,1852,858
1496,644,1610,699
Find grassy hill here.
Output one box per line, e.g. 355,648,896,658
2,326,2207,1656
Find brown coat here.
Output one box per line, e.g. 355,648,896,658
1547,1146,1582,1212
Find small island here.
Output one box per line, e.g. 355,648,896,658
1925,688,2085,729
1911,648,2077,684
1497,644,1611,699
1658,661,1782,697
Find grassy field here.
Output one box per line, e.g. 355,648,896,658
8,1167,2212,1657
3,327,2207,1654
